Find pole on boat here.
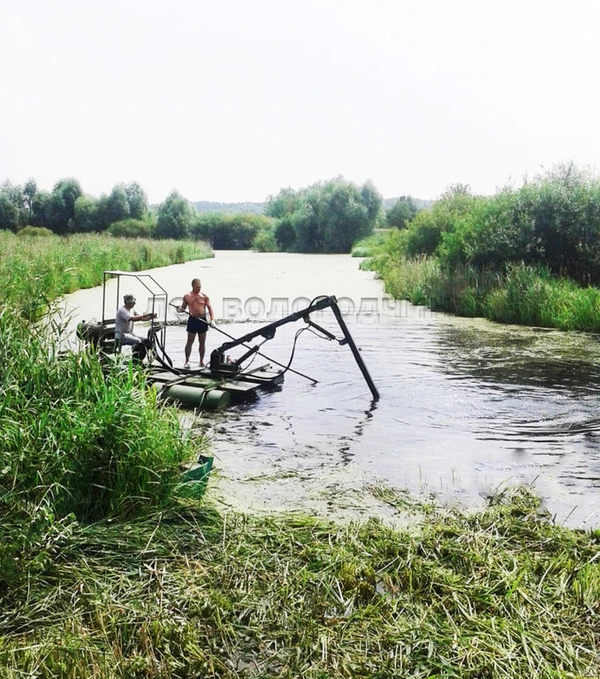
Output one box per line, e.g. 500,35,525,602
329,300,380,401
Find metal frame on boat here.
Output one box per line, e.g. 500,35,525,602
77,271,379,411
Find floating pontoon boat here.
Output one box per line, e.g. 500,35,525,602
77,271,379,411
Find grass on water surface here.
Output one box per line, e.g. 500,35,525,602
0,488,598,678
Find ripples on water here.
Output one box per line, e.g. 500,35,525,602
63,253,600,528
198,311,600,529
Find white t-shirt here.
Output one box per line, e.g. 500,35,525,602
115,305,134,338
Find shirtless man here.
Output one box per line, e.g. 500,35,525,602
179,278,214,368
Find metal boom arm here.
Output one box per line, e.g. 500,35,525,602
210,295,380,401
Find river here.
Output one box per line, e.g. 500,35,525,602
62,251,600,529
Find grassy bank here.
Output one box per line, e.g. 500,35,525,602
0,231,213,542
357,233,600,332
1,488,598,677
0,234,211,666
0,308,202,522
0,231,212,319
354,167,600,331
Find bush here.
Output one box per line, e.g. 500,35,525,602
192,213,272,249
252,223,279,252
432,165,600,284
386,195,418,228
107,217,155,238
16,225,55,238
402,185,477,258
351,231,387,257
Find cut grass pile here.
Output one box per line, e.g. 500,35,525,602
1,488,598,678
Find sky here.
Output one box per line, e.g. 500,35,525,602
1,0,599,205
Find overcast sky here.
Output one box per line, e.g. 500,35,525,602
1,0,599,204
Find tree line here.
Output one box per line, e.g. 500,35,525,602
0,178,149,236
389,164,600,285
0,175,424,253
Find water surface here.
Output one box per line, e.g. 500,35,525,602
63,251,600,528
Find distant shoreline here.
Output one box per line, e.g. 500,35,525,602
182,196,434,215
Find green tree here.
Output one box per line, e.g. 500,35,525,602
403,184,476,258
124,182,148,220
274,216,296,250
0,194,19,231
31,190,51,228
251,222,278,251
48,179,82,234
266,177,380,253
22,179,37,224
317,179,375,253
104,185,131,226
386,196,418,228
360,180,383,223
155,191,194,239
290,196,319,252
74,195,100,233
264,187,300,219
32,191,70,234
0,181,26,229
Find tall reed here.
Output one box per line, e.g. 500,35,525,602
0,303,205,603
0,231,212,318
0,307,201,523
486,264,600,330
363,239,600,331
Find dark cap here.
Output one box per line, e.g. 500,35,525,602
124,294,136,304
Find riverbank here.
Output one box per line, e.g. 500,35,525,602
1,488,598,677
0,230,213,319
355,236,600,332
354,169,600,334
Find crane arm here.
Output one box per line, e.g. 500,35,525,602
210,295,379,401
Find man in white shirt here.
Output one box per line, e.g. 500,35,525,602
115,294,156,360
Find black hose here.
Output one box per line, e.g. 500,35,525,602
169,302,318,383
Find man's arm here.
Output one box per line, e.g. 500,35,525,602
178,294,189,313
205,296,214,322
131,312,156,322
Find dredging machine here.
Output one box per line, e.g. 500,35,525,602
77,270,380,412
